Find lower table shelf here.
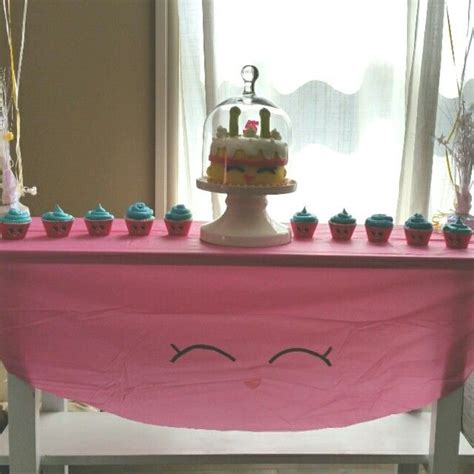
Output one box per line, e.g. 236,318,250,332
0,411,473,467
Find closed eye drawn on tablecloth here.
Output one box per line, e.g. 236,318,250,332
170,344,333,366
170,344,237,363
268,347,332,366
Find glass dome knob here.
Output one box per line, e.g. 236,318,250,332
241,65,259,96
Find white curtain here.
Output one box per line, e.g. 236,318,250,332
430,0,474,217
175,0,456,224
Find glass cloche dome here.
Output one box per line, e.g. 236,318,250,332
200,65,292,188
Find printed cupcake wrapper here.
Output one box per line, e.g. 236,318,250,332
329,222,356,241
125,218,154,236
291,221,317,239
1,222,30,240
85,218,113,236
443,229,472,249
165,218,192,236
365,224,392,243
404,227,432,246
42,219,74,238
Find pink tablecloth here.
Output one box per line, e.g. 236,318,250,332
0,218,473,431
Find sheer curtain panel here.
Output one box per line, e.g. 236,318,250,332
172,0,450,224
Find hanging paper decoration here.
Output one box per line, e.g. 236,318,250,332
0,0,35,216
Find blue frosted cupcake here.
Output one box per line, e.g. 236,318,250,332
42,205,74,238
0,208,31,240
404,213,432,246
84,204,114,236
125,202,155,236
329,209,357,241
443,216,472,249
290,207,318,239
365,214,393,243
164,204,192,236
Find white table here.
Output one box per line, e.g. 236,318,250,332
1,374,473,474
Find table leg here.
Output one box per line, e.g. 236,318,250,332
41,391,68,473
41,391,67,412
7,373,40,474
428,386,464,474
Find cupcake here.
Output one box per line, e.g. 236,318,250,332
164,204,192,236
443,216,472,249
365,214,393,243
0,208,31,240
290,207,318,239
329,209,357,241
84,204,114,236
404,213,433,246
125,202,155,236
42,205,74,238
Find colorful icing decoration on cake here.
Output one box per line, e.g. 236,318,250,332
365,214,393,243
0,208,31,240
206,106,288,186
84,204,114,237
442,216,472,249
125,202,155,236
165,204,193,236
291,207,318,239
329,209,357,241
42,205,74,238
404,213,433,246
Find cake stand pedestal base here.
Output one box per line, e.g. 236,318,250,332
200,194,291,247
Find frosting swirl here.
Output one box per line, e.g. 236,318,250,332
165,204,192,221
0,208,31,224
330,209,356,225
291,207,318,223
126,202,154,220
443,216,473,234
85,204,114,221
404,213,432,230
365,214,393,228
42,204,74,222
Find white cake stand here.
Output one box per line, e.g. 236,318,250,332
196,177,297,247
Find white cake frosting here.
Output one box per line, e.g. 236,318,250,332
209,136,288,162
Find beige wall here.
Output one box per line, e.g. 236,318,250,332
1,0,155,218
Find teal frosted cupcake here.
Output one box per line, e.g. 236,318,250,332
365,214,393,243
164,204,192,236
443,216,472,249
0,208,31,240
42,205,74,238
290,207,318,239
125,202,155,236
84,204,114,236
329,209,357,241
404,213,432,246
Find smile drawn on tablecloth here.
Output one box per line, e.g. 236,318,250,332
170,344,333,366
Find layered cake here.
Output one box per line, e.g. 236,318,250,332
206,106,288,186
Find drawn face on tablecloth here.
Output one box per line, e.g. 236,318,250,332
169,343,332,389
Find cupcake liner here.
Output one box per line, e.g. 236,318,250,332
443,230,472,249
1,222,30,240
365,225,393,243
329,222,356,241
165,219,192,237
42,219,74,238
125,217,154,236
85,218,113,237
404,227,432,246
291,221,318,239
